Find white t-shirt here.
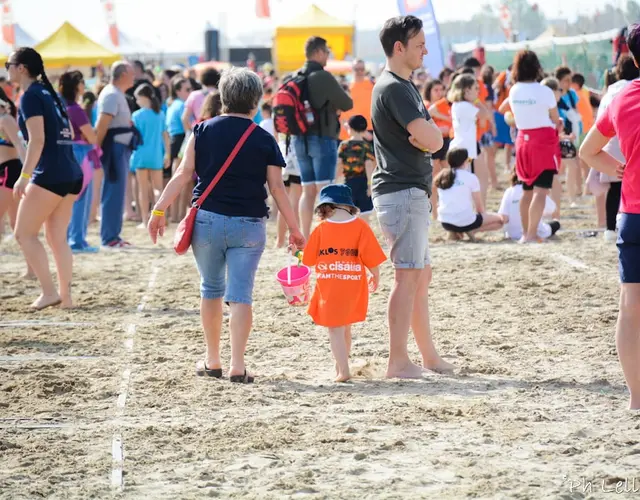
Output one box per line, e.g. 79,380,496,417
260,118,275,137
597,79,637,166
279,140,300,177
450,101,479,159
498,184,556,240
508,82,556,130
437,168,480,227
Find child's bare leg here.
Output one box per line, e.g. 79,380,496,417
328,326,351,382
275,185,290,247
136,169,151,227
345,325,352,358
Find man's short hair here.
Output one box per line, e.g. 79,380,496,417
555,66,572,81
132,60,144,73
627,24,640,65
571,73,585,87
111,61,131,82
463,57,481,69
305,36,328,59
379,16,423,58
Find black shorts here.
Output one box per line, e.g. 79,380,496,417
32,177,83,197
0,158,22,189
522,170,555,191
432,137,451,161
477,142,482,156
441,213,483,233
167,133,185,179
345,176,373,214
284,175,301,188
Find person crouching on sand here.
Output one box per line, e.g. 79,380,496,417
302,184,386,382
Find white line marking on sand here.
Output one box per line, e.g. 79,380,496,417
0,355,99,363
554,254,590,270
0,320,95,327
111,266,158,490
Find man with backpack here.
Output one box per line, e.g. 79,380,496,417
273,36,353,239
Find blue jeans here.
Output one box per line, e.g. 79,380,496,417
291,135,338,185
191,210,267,304
100,143,131,245
67,179,93,249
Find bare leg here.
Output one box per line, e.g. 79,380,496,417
431,160,443,220
90,168,103,223
386,269,426,379
519,188,533,238
44,194,77,309
565,159,580,204
595,193,606,228
329,326,351,382
2,191,34,278
276,185,291,248
410,266,455,373
474,152,490,207
486,145,499,189
136,169,151,227
551,175,562,219
479,213,505,233
150,169,163,215
14,184,60,308
616,284,640,409
300,184,319,240
201,297,223,369
525,187,549,242
125,171,137,220
228,303,253,378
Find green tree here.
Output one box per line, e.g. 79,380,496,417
627,0,640,22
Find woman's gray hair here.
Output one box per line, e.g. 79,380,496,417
218,67,263,115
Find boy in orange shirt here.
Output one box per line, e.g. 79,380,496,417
302,185,387,382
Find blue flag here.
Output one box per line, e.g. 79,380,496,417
396,0,445,77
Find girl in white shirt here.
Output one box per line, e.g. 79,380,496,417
436,148,504,241
448,74,492,205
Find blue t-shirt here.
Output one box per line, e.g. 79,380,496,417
130,108,166,170
559,89,583,135
166,99,185,136
18,82,82,184
193,115,285,218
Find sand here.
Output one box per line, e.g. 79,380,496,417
1,177,639,499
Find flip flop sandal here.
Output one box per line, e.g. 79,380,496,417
229,370,254,384
195,360,222,378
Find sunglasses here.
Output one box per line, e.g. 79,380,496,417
4,62,17,70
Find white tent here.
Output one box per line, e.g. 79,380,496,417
15,24,37,46
101,29,156,56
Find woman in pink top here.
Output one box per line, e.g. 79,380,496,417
580,23,640,410
181,68,220,132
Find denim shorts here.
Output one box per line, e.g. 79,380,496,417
191,209,267,304
617,213,640,284
291,135,338,185
373,188,431,269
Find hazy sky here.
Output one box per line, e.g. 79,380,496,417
14,0,621,49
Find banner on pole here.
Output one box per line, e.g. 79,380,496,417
396,0,445,76
0,0,15,48
256,0,271,19
101,0,120,48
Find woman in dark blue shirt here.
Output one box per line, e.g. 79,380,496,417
9,47,83,310
148,67,305,383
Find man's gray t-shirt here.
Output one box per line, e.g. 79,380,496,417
371,70,433,198
97,84,132,145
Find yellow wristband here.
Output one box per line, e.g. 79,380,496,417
20,172,31,180
152,209,165,217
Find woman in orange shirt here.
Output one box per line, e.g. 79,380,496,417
427,81,452,220
302,184,386,382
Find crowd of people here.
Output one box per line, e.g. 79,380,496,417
1,17,638,406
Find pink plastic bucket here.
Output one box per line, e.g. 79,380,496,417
276,265,311,306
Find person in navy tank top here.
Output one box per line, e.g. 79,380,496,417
8,47,83,310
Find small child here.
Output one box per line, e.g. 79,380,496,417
259,102,275,137
302,185,387,382
436,148,504,241
131,83,170,228
337,115,376,223
498,169,561,241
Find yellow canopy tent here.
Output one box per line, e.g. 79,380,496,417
34,22,120,68
274,5,354,73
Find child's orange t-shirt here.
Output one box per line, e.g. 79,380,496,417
432,97,452,132
302,218,387,328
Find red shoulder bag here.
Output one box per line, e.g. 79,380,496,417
173,122,257,255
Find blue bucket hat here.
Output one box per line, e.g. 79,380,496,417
317,184,358,210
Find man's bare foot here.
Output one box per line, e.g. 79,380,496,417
386,361,425,379
424,358,456,374
31,293,61,311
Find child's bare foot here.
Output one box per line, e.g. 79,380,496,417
423,358,456,374
31,293,61,311
136,222,147,230
335,371,351,383
274,239,285,249
386,361,425,379
20,271,36,280
59,297,74,309
466,232,477,242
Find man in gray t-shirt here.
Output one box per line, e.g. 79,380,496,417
95,61,135,248
372,16,453,380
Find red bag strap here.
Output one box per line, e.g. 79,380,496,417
194,121,257,208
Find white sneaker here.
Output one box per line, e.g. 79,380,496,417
604,230,616,242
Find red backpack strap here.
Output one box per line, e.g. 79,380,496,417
195,121,257,208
